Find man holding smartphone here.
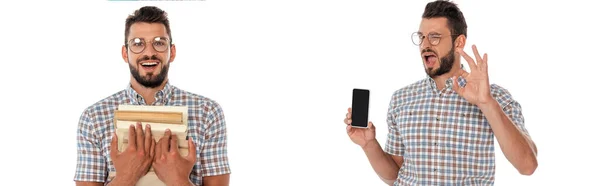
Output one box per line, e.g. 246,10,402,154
344,1,538,185
74,6,231,186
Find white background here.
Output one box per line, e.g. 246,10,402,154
0,0,598,185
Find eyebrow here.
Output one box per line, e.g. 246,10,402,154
416,31,442,35
129,36,169,40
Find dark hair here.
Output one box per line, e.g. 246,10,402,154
124,6,172,45
422,0,467,42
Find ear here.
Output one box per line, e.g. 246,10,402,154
454,34,466,50
121,45,128,63
168,44,176,63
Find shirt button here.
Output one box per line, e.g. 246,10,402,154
436,117,440,121
434,168,437,172
434,142,438,146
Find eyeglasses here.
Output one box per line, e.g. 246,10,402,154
411,32,458,46
126,36,171,54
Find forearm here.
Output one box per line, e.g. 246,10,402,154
362,140,400,185
479,100,537,175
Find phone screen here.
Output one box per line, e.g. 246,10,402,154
351,88,370,128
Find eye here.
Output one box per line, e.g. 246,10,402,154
430,35,442,39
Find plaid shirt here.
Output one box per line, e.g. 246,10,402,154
385,76,530,186
74,82,231,185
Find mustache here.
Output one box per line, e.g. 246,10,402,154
421,48,437,56
137,55,162,63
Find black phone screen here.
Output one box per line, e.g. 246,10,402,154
351,88,370,128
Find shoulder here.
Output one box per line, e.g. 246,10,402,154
171,86,224,114
489,83,517,108
80,90,128,120
389,78,429,106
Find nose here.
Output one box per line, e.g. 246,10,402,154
141,45,158,57
420,37,432,50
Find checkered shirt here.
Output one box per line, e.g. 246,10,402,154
74,82,231,185
385,76,530,186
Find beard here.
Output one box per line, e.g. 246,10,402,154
128,55,169,88
424,46,455,78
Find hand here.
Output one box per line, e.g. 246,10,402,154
344,108,376,148
454,44,494,106
110,122,156,183
152,129,197,186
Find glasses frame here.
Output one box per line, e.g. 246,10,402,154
411,32,459,46
125,36,172,54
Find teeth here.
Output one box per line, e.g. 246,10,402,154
142,62,158,66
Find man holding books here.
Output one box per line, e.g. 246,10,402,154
74,6,231,186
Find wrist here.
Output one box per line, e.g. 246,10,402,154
477,97,500,113
476,94,496,108
361,139,378,150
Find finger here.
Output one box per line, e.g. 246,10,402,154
150,137,156,160
346,125,352,133
187,138,197,162
346,108,352,119
169,134,179,154
110,132,119,158
457,47,477,71
127,124,136,150
472,45,483,64
144,124,152,154
155,138,163,161
367,122,375,130
162,129,171,154
482,53,488,71
344,116,352,125
136,122,145,151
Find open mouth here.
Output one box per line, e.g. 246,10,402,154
140,61,160,71
423,53,438,67
141,61,159,67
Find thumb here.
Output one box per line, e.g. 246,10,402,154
368,122,375,130
110,132,119,158
187,139,197,162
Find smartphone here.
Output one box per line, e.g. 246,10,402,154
351,88,370,128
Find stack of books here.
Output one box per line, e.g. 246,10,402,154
108,105,189,186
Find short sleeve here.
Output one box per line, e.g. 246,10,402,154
491,84,531,138
503,100,531,138
73,111,107,182
384,94,405,157
199,102,231,177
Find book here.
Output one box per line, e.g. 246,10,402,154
108,105,190,186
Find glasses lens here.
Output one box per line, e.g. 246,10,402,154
411,33,422,46
152,37,169,52
429,35,441,46
128,38,145,53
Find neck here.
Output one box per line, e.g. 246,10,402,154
432,64,464,90
130,76,168,105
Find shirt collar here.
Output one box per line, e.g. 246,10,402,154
126,81,174,105
426,64,468,93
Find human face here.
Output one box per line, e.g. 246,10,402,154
122,22,176,88
415,17,457,78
